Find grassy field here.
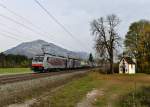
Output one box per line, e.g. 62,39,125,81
31,70,150,107
0,71,86,107
0,68,32,74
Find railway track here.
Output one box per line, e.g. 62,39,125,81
0,68,91,85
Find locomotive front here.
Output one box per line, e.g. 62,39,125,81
32,55,45,72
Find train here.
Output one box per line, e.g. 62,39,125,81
31,53,89,72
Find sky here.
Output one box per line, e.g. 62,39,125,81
0,0,150,53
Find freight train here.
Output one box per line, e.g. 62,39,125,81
31,53,89,72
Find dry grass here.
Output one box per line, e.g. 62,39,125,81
89,72,150,107
30,71,150,107
0,71,87,107
1,70,150,107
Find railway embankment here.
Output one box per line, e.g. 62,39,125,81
0,70,88,107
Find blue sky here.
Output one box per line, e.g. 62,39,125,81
0,0,150,53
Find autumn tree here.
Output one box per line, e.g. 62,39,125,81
124,20,150,73
90,14,121,74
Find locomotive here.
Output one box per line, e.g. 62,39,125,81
31,53,88,72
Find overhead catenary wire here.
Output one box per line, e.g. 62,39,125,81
34,0,89,51
0,32,20,41
0,2,55,39
0,12,72,50
0,2,56,41
0,14,51,39
0,22,35,39
0,1,91,53
0,28,25,41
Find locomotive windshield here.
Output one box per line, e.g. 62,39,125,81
33,56,44,62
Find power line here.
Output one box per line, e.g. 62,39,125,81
0,32,20,41
0,20,53,40
0,28,25,40
34,0,89,51
0,22,39,39
0,2,54,39
0,14,50,39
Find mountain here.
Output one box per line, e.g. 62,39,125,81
4,40,89,59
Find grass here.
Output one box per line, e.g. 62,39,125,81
0,68,32,74
1,69,150,107
119,86,150,107
0,71,86,107
92,73,150,107
30,71,150,107
31,74,97,107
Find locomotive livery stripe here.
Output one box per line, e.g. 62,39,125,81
32,64,43,67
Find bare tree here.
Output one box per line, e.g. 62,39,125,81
90,14,121,74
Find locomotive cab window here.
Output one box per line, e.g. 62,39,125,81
33,56,44,62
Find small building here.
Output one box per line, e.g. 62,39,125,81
119,57,136,74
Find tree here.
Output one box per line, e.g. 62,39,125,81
124,20,149,57
0,53,31,68
88,53,94,62
90,14,121,74
124,20,150,73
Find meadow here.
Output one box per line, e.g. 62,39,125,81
1,69,150,107
0,68,32,74
31,70,150,107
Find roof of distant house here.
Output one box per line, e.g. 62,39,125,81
121,57,135,64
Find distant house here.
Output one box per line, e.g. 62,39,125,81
119,57,136,74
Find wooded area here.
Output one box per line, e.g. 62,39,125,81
0,53,31,68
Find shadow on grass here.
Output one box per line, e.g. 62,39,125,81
119,86,150,107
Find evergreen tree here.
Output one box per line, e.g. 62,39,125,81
89,53,94,62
